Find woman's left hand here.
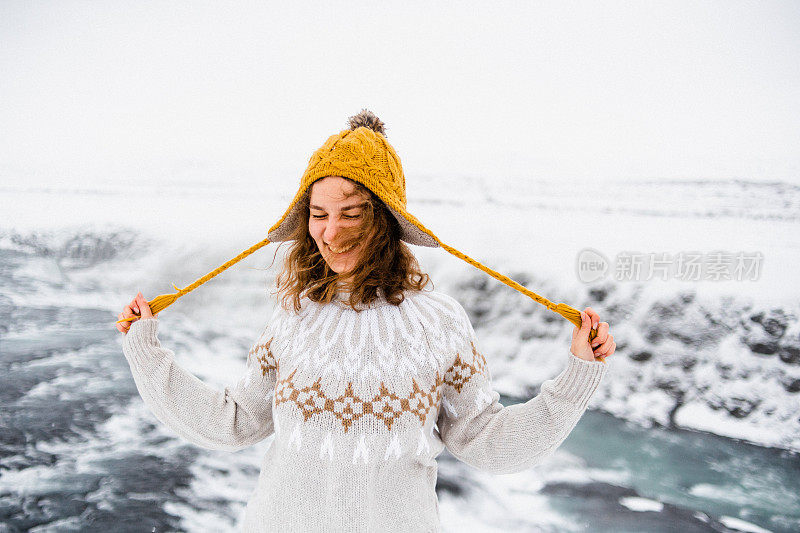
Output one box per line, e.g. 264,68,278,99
570,307,616,362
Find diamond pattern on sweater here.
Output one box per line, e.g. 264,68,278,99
273,339,487,431
471,342,487,376
250,337,278,376
274,368,443,432
403,380,440,424
443,341,487,393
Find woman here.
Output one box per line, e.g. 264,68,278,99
117,110,615,532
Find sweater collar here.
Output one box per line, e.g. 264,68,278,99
331,286,391,311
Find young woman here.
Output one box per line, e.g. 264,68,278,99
117,110,615,532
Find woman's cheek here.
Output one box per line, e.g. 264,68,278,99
308,222,323,244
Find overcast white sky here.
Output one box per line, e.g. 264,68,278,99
1,1,799,189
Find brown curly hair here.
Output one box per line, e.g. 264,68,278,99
275,178,431,312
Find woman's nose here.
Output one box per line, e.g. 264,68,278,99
323,220,340,244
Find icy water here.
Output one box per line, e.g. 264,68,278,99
549,411,800,532
1,178,799,532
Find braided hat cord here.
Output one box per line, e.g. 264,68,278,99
115,234,597,345
116,236,272,323
118,110,599,357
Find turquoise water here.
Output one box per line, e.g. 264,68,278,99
551,409,800,532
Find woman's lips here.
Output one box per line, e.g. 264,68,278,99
328,243,356,254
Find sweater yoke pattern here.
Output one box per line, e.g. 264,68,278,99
254,338,488,432
243,292,492,435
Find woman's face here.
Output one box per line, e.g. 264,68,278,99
308,176,370,278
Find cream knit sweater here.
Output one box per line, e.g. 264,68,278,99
121,289,607,532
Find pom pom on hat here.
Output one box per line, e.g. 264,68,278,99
347,109,386,137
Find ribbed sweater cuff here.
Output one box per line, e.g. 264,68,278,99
122,318,165,367
549,353,608,410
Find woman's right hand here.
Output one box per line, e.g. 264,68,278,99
117,292,157,335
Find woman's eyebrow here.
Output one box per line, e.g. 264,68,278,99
309,203,366,211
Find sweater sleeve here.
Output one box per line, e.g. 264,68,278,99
121,317,278,451
437,304,607,475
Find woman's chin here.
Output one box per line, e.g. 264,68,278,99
326,259,353,276
325,248,361,275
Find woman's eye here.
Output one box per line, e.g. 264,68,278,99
310,213,360,220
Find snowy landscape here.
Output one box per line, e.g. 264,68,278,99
2,2,799,531
1,177,799,532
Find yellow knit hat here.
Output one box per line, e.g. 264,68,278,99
117,109,597,344
267,111,436,248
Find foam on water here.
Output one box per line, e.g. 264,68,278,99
619,496,665,513
719,516,775,533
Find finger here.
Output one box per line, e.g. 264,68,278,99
594,340,613,361
594,335,615,355
129,297,141,315
578,311,591,341
605,341,617,358
121,302,138,323
596,334,614,351
591,323,610,348
117,313,131,332
593,341,610,356
584,307,601,329
136,293,154,318
582,310,592,329
124,296,141,318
